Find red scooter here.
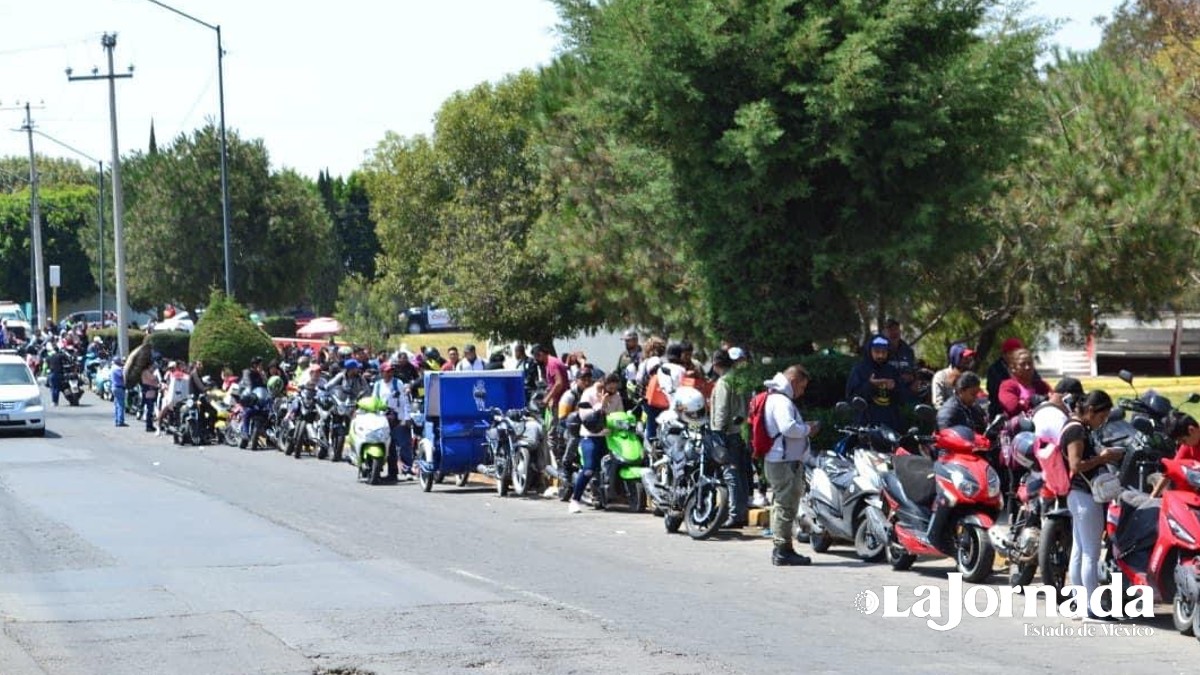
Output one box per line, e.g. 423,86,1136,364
882,424,1003,582
1106,457,1200,637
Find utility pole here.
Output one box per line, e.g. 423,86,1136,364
31,131,105,329
68,33,133,356
20,103,48,333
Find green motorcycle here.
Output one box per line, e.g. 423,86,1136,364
596,411,648,512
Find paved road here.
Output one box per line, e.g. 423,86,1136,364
0,401,1196,674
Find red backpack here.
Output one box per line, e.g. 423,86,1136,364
748,390,782,459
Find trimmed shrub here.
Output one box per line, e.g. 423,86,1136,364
260,316,297,338
145,331,191,362
95,328,146,353
188,291,277,379
726,350,857,409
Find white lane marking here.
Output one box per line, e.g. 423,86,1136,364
452,568,600,619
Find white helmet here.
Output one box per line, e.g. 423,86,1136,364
672,386,706,423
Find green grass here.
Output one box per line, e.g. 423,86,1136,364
1076,376,1200,419
386,331,488,357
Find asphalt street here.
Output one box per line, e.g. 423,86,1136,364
0,401,1196,674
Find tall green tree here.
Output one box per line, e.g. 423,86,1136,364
111,125,337,315
365,71,594,344
552,0,1044,354
0,186,98,303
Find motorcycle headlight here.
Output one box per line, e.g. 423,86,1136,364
1167,514,1198,546
948,467,981,498
24,396,42,407
986,468,1001,498
1186,468,1200,491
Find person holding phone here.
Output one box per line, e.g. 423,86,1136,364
1061,390,1122,621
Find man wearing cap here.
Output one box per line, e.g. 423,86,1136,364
456,344,486,371
710,349,750,527
846,335,904,431
326,359,368,402
614,330,642,407
534,344,570,468
373,361,412,479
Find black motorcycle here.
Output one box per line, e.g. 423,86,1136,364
285,387,320,459
322,386,353,462
642,417,730,540
63,357,85,406
173,393,210,446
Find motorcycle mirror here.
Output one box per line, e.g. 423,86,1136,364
1107,407,1126,423
834,401,851,418
1118,369,1134,385
913,404,937,426
1132,416,1155,436
1188,393,1200,405
851,397,868,413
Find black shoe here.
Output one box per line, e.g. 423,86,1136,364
380,475,399,484
317,448,328,460
332,452,344,463
723,516,749,529
772,544,812,567
116,423,129,427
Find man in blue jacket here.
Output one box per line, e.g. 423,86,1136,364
846,335,903,431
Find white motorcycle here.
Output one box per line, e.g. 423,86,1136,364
347,396,391,485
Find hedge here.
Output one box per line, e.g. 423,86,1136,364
260,316,297,338
95,328,147,352
188,292,278,379
726,351,857,409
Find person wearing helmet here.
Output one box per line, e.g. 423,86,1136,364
568,372,624,513
326,358,367,400
936,372,986,433
762,364,820,566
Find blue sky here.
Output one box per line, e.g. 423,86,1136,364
0,0,1123,178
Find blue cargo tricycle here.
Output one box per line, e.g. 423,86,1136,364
415,370,527,495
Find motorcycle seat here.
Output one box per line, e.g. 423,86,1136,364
893,455,936,506
1114,491,1160,569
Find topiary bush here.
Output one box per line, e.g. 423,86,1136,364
260,315,297,338
145,330,191,362
726,350,857,409
188,291,277,379
95,328,146,353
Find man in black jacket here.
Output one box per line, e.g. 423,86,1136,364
937,372,987,432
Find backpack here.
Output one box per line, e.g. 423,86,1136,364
644,364,673,409
748,390,783,459
1037,421,1081,498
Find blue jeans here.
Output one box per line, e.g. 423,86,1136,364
48,372,63,405
1068,488,1105,616
391,423,413,469
571,436,604,502
113,386,126,425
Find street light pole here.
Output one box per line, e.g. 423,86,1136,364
147,0,232,298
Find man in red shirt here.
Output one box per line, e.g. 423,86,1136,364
534,344,569,468
440,347,460,372
1168,413,1200,462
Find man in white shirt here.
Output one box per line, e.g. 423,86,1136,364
763,364,820,567
373,361,413,481
456,344,486,371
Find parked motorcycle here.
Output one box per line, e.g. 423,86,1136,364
173,392,210,446
882,419,1004,582
642,410,730,540
237,388,272,451
1106,457,1200,636
803,400,936,561
596,410,648,512
347,396,391,485
321,386,354,462
63,361,85,406
285,386,321,459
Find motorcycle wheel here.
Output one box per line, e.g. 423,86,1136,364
511,446,532,497
625,480,646,513
684,484,728,541
955,524,995,583
497,460,511,497
250,418,265,452
224,423,238,447
854,506,887,562
420,468,434,492
368,457,383,485
1038,518,1071,597
1009,561,1037,589
665,511,684,534
1174,591,1197,635
456,472,469,487
887,540,916,571
809,527,833,553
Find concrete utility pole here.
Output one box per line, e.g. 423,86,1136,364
20,103,48,333
68,33,133,356
32,131,105,328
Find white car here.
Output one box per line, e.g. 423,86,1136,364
0,352,46,436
